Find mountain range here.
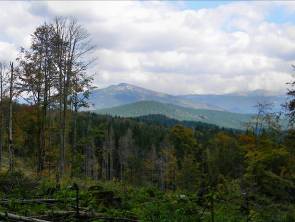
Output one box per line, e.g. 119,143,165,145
87,83,289,129
179,91,286,114
89,83,287,113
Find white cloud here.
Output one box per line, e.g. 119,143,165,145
0,42,18,62
0,1,295,95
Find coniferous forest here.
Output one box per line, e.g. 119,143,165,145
0,17,295,222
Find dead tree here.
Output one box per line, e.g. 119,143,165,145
52,17,94,179
8,62,14,172
0,62,5,170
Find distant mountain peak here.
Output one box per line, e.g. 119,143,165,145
116,82,136,89
113,83,137,91
88,83,222,111
107,83,156,92
118,82,132,87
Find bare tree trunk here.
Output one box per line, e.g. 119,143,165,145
36,91,42,174
0,63,3,171
47,85,52,177
57,28,65,180
8,62,14,173
84,114,94,177
58,70,64,180
61,73,67,175
53,17,94,180
120,163,124,182
108,152,111,180
38,43,50,174
71,97,78,177
159,155,165,191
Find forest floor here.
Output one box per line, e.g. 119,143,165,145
0,157,294,222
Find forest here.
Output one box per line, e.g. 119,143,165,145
0,17,295,222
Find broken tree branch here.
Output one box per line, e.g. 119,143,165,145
0,211,51,222
0,198,75,205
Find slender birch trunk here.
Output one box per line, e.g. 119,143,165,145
8,62,14,173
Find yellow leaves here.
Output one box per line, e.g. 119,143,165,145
169,125,198,156
246,146,288,164
215,132,232,144
245,140,291,182
239,134,256,145
170,125,195,143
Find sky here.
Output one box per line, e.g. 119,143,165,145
0,1,295,95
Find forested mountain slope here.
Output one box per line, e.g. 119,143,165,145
96,100,253,129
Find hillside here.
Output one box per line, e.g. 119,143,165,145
96,101,253,129
133,114,221,129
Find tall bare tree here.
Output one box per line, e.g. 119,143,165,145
17,23,57,174
8,62,14,172
287,65,295,126
18,17,94,178
52,17,94,178
0,62,7,170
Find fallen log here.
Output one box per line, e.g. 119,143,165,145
93,216,138,222
0,198,75,205
0,211,51,222
41,210,138,222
